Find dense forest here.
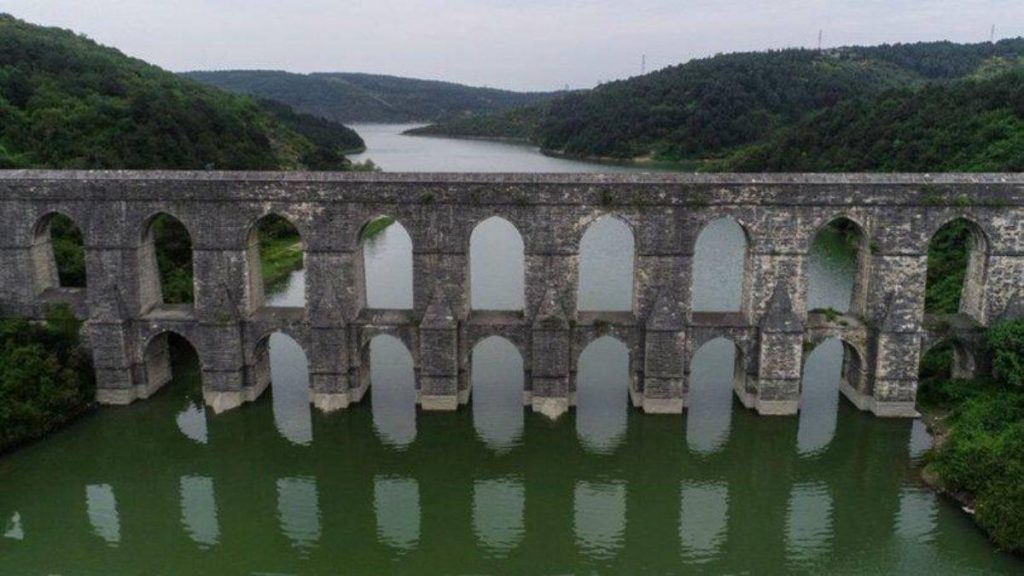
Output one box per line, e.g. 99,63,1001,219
0,14,364,170
184,70,560,124
415,39,1024,170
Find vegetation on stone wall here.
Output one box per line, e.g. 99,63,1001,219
0,306,95,453
918,320,1024,554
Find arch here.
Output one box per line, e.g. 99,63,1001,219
139,212,194,313
687,337,743,454
364,334,417,448
920,338,977,384
31,211,86,294
358,216,414,310
806,216,870,317
252,331,313,445
470,216,525,311
471,336,526,450
142,330,203,397
801,336,868,399
577,215,635,312
692,216,751,313
575,335,631,453
925,217,990,323
245,213,306,311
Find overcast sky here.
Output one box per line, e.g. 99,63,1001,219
2,1,1022,91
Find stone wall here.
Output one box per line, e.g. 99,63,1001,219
1,172,1022,418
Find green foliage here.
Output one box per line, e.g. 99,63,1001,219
0,306,94,453
987,320,1024,388
184,70,560,124
359,216,395,242
723,70,1024,172
151,215,194,304
404,104,547,141
0,14,360,170
255,215,303,289
925,220,971,315
48,214,86,287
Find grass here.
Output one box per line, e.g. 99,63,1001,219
259,236,304,291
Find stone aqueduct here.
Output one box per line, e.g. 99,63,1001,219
1,172,1022,419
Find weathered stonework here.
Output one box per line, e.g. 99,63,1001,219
1,171,1022,419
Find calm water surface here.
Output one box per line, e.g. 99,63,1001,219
1,133,1020,574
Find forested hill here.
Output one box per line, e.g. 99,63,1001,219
718,70,1024,172
412,39,1024,168
0,14,364,170
182,70,561,123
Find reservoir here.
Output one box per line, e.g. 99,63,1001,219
0,127,1020,574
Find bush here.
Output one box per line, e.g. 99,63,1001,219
988,320,1024,388
0,306,95,453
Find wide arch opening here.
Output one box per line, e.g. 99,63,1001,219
253,331,312,446
687,337,742,454
247,214,305,310
575,335,631,452
798,337,863,456
692,217,748,313
470,217,524,311
359,217,413,310
471,336,525,450
925,218,989,323
364,334,417,448
139,213,194,312
31,212,86,294
577,215,634,312
807,217,869,316
143,332,206,443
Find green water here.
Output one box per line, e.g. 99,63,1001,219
0,353,1020,574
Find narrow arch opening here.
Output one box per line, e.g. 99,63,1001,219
798,338,861,456
32,213,86,294
807,218,869,316
143,332,206,443
247,214,305,310
365,334,417,448
359,217,413,310
926,218,989,322
470,217,524,311
577,215,634,312
687,337,742,454
575,335,630,452
139,213,194,312
917,340,977,408
254,332,312,446
692,217,748,313
471,336,525,450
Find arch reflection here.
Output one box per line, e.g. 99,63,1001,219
472,336,525,450
374,476,421,551
679,481,728,564
573,480,626,559
180,476,219,548
368,335,418,448
473,478,525,555
798,338,843,456
85,484,121,546
257,332,313,446
687,338,739,454
277,476,321,553
785,482,834,565
576,336,630,453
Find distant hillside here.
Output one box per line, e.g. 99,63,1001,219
413,39,1024,168
0,14,363,170
183,70,560,123
718,69,1024,172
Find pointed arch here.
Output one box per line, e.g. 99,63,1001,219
363,333,417,448
577,215,635,312
687,336,743,454
471,335,526,450
575,335,631,453
807,216,870,317
142,330,202,397
139,212,194,313
245,213,305,311
31,211,86,294
926,217,990,323
470,216,525,311
692,217,750,313
358,216,414,310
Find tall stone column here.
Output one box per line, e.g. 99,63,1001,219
642,289,686,413
530,288,571,419
756,283,804,415
86,247,140,404
419,289,460,410
306,250,353,412
192,246,247,413
866,253,927,417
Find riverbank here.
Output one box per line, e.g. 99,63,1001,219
259,237,304,291
914,321,1024,554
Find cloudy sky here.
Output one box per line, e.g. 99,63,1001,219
2,1,1021,91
